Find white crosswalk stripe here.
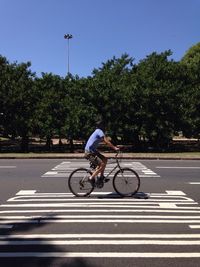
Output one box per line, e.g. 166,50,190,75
42,160,160,178
0,190,200,258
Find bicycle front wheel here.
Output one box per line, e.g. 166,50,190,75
113,168,140,197
68,168,94,197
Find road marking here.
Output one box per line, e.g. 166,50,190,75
2,215,200,219
44,171,58,175
0,166,16,168
16,190,36,195
7,191,190,198
1,240,200,245
1,209,200,213
189,225,200,229
1,219,200,224
1,233,200,239
4,192,174,197
156,166,200,169
7,195,194,202
0,252,200,258
1,203,159,207
0,190,199,218
1,189,200,259
43,173,160,178
188,182,200,185
142,170,157,175
42,161,160,178
14,191,114,197
2,203,198,208
7,198,194,203
166,190,186,195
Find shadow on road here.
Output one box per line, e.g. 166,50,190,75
0,214,95,267
96,191,149,199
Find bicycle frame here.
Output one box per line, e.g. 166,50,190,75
68,151,140,197
88,152,123,179
104,152,122,179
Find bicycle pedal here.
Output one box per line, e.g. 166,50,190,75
88,179,96,188
96,181,104,189
79,180,84,187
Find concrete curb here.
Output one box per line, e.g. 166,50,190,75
0,153,200,160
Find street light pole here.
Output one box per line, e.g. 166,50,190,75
64,34,73,76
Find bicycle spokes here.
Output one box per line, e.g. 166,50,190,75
113,168,140,196
68,168,94,197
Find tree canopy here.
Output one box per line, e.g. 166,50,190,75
0,42,200,152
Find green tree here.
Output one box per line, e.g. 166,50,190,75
33,73,68,150
181,42,200,70
0,56,9,136
63,75,98,152
133,51,186,149
0,56,35,151
91,54,134,144
181,42,200,139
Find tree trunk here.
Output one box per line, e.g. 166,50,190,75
69,138,74,153
21,135,29,152
46,136,53,151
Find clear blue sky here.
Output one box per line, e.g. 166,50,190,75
0,0,199,78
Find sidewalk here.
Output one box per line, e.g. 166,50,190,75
0,152,200,160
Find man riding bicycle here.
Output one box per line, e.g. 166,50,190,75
84,121,119,186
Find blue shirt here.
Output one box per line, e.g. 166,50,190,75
85,128,105,152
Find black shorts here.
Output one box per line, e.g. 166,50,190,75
84,151,105,167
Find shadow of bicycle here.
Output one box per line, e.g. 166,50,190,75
95,191,149,199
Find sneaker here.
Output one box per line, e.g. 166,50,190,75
100,175,110,183
88,178,96,187
96,177,104,188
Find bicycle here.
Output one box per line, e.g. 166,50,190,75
68,151,140,197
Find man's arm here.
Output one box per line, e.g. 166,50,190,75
103,136,119,151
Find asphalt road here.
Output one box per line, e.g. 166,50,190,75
0,158,200,267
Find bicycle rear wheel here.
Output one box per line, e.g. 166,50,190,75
113,168,140,197
68,168,94,197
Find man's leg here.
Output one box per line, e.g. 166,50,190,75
100,158,107,177
89,152,107,180
90,163,104,180
95,151,107,178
